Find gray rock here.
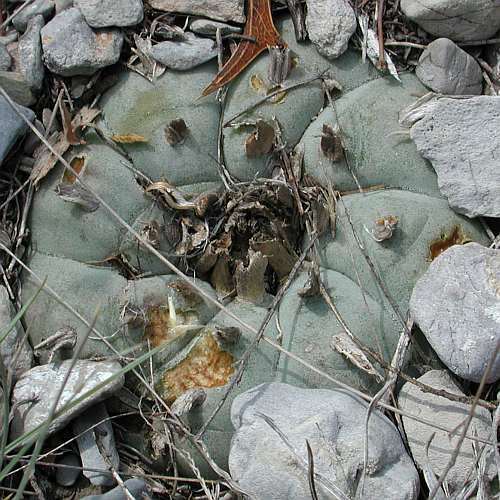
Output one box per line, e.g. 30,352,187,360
485,43,500,82
80,478,149,500
398,370,495,493
409,96,500,217
230,382,420,500
0,32,19,45
0,71,36,106
190,18,241,36
73,403,119,486
56,453,81,487
410,243,500,383
150,32,217,70
0,94,35,165
10,359,124,439
0,286,33,382
146,0,245,23
0,43,12,71
18,15,45,92
305,0,356,59
55,0,73,13
416,38,482,95
41,8,124,77
12,0,54,32
400,0,500,42
75,0,144,28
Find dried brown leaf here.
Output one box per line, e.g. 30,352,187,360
30,132,70,185
111,133,148,144
251,237,297,279
211,256,234,297
165,118,188,146
60,99,85,146
61,156,86,185
235,250,268,305
320,124,343,162
245,120,275,158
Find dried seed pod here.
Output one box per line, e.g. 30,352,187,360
369,215,399,242
320,124,344,162
268,45,292,86
165,118,188,146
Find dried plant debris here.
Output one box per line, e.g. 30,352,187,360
366,215,399,242
268,45,292,86
245,119,275,158
320,124,344,162
111,133,148,144
165,118,188,146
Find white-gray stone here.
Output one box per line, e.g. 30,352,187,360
409,95,500,217
0,43,12,71
150,32,217,70
18,15,45,92
12,0,54,32
146,0,245,23
410,243,500,383
190,18,241,36
0,286,33,382
75,0,144,28
0,94,35,165
80,478,149,500
73,403,119,486
305,0,356,59
10,359,124,439
485,43,500,82
398,370,495,494
55,0,73,13
416,38,482,95
41,8,124,77
56,453,81,487
230,382,420,500
400,0,500,42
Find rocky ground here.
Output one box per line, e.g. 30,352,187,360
0,0,499,499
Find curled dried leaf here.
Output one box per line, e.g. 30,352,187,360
367,215,399,242
145,181,196,211
62,156,86,185
55,183,100,212
171,388,207,417
268,45,292,86
60,99,85,146
320,124,344,162
245,119,275,158
111,133,148,144
235,250,269,305
165,118,188,146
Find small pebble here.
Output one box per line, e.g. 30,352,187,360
75,0,144,28
190,18,241,36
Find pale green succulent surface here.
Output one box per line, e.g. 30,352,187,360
22,16,488,475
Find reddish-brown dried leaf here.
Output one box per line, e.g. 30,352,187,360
202,0,283,96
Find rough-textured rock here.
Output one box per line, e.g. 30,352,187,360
305,0,356,59
230,382,420,500
399,370,495,493
0,94,35,165
416,38,482,95
18,15,45,92
10,360,124,439
55,0,73,12
81,478,150,500
0,43,12,70
146,0,245,23
0,71,36,106
0,286,33,382
73,403,119,486
150,33,217,70
41,8,124,76
55,453,81,487
12,0,54,32
409,96,500,217
189,18,241,36
401,0,500,42
410,243,500,383
75,0,144,28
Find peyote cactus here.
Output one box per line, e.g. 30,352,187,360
22,15,489,475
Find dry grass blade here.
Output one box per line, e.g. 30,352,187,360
306,440,319,500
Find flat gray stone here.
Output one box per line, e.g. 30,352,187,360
150,32,217,70
410,243,500,383
56,453,81,487
55,0,73,12
0,286,33,382
230,382,420,500
305,0,356,59
10,359,124,439
41,8,124,76
0,94,35,165
12,0,54,32
409,96,500,217
75,0,144,28
416,38,482,95
73,403,119,486
398,370,495,494
0,71,36,106
146,0,245,23
81,478,149,500
401,0,500,42
189,18,241,36
18,15,45,92
0,43,12,70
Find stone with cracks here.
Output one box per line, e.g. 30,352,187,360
75,0,144,28
410,243,500,383
146,0,245,23
18,15,45,92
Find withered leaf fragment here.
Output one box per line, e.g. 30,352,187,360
165,118,188,146
60,99,85,146
235,250,269,305
268,45,292,86
321,124,344,162
55,183,100,212
111,133,148,144
368,215,399,242
245,120,275,158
